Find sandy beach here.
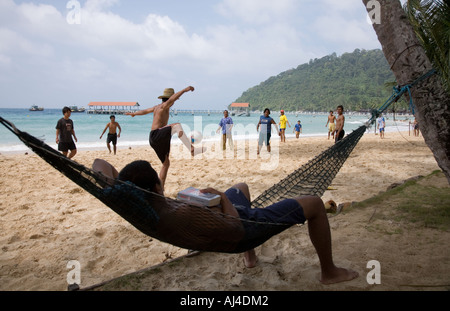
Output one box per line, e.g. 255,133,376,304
0,129,448,291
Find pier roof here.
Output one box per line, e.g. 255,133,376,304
230,103,250,108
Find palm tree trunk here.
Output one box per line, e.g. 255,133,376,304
363,0,450,183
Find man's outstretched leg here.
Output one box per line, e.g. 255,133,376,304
296,196,359,284
171,123,206,156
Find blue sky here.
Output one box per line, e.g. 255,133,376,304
0,0,395,110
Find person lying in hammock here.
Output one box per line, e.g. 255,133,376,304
92,158,359,285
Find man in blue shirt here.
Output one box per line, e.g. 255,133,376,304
217,110,234,151
257,108,279,155
294,120,302,139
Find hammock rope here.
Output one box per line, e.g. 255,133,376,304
367,69,437,123
0,116,366,253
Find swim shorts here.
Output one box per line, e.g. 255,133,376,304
329,123,335,132
224,187,306,225
335,129,345,143
58,141,76,152
107,133,117,145
149,126,172,163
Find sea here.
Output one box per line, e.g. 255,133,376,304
0,108,413,154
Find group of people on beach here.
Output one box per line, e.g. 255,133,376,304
325,106,346,142
55,86,358,285
56,99,343,162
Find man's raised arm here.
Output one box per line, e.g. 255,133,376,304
163,86,195,109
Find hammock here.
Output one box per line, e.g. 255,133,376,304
0,117,366,254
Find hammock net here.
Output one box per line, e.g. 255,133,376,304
0,117,367,253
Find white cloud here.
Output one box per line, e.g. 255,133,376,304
0,54,11,67
0,28,54,58
139,14,206,60
215,0,298,24
308,1,380,54
83,0,119,12
0,0,381,109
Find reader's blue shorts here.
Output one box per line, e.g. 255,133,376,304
224,187,306,225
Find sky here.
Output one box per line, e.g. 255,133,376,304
0,0,396,110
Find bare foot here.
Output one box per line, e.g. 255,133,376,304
243,250,258,268
320,267,359,285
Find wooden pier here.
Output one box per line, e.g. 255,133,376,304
87,102,140,115
173,109,224,115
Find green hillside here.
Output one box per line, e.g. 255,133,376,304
234,49,398,112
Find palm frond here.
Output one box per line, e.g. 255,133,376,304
404,0,450,92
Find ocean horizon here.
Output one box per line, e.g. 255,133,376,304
0,108,413,154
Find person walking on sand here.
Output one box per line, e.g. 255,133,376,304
326,110,336,140
126,86,205,189
334,105,345,143
413,117,420,137
216,110,234,151
257,108,279,155
294,120,302,139
100,115,122,155
56,106,77,159
377,114,385,139
278,110,291,143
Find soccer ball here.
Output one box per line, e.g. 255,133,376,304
190,130,203,144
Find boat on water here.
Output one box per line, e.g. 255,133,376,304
69,106,86,113
29,105,44,111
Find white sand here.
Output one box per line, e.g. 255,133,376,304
0,130,447,291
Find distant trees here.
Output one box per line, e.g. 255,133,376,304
234,49,397,112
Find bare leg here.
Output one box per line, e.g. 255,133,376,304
230,183,259,268
159,155,170,191
68,149,77,159
296,196,359,284
243,249,257,268
107,143,111,154
171,123,191,150
171,123,206,156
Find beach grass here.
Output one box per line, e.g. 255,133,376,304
351,170,450,231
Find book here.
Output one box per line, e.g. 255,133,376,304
176,187,221,207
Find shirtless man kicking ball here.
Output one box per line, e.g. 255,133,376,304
127,86,205,189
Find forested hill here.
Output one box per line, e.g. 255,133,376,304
234,49,397,112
